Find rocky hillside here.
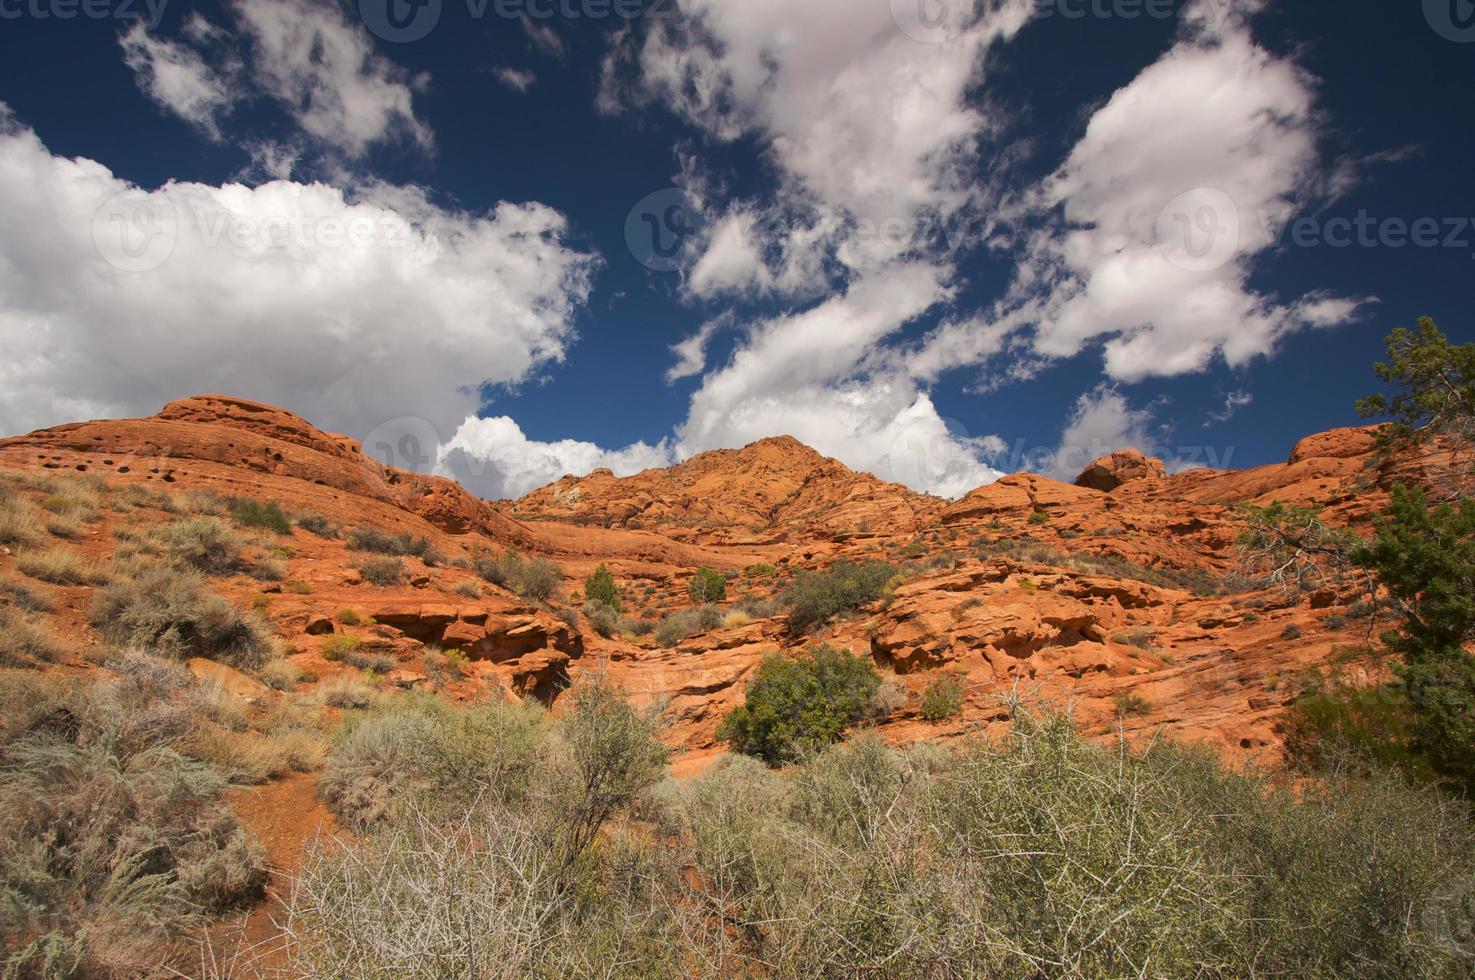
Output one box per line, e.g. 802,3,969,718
0,394,1434,775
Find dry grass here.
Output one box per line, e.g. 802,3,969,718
319,675,378,710
16,546,103,586
0,492,46,548
0,608,65,667
259,657,304,691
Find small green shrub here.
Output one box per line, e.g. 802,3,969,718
718,645,882,765
583,601,625,639
784,560,897,633
745,563,776,578
920,673,967,722
229,497,292,534
584,562,621,612
687,567,726,605
347,527,436,560
1114,693,1153,718
322,634,364,663
1282,623,1305,640
477,550,562,602
1029,510,1051,525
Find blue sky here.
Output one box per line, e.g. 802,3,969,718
0,0,1470,498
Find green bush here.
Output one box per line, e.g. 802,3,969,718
687,567,726,605
296,513,339,538
229,497,292,534
1114,692,1153,718
583,562,620,612
920,673,966,722
477,550,562,603
718,645,882,765
784,560,897,633
582,601,625,639
91,565,274,669
347,527,436,560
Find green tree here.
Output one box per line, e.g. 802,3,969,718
1356,316,1475,444
1352,485,1475,792
717,645,881,765
583,563,620,613
688,567,726,605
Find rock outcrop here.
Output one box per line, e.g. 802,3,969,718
1075,449,1168,492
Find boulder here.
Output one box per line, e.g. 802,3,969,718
1075,450,1167,492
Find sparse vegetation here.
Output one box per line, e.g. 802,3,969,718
229,497,292,534
159,517,246,575
477,549,562,603
91,565,274,669
0,607,64,667
655,605,723,647
718,644,882,765
321,634,364,663
16,546,101,586
688,566,727,605
784,560,897,633
583,562,620,611
1114,692,1153,718
358,556,406,587
920,672,967,722
296,513,340,538
347,527,439,563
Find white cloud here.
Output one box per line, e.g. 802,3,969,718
119,17,240,140
971,0,1365,383
1207,389,1253,426
493,67,537,93
666,316,724,383
616,0,1035,295
0,114,596,456
437,416,672,500
233,0,432,159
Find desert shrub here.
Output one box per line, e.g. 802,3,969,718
722,609,753,629
654,605,723,647
477,550,562,602
687,566,727,605
1113,629,1157,649
0,573,51,612
735,595,783,620
0,492,44,548
583,562,620,611
1028,510,1051,525
359,556,406,587
296,512,339,538
0,607,64,667
180,489,227,516
16,546,102,586
583,600,625,638
91,566,274,668
1114,692,1153,718
44,510,84,540
746,563,776,578
321,634,364,662
159,517,246,575
259,657,304,691
346,527,438,560
337,608,367,626
718,645,881,765
453,579,482,599
1325,614,1348,630
320,675,377,710
248,556,288,582
0,672,266,977
229,497,292,534
784,560,897,633
1280,675,1433,780
321,694,548,829
920,673,967,722
422,646,468,686
1282,623,1305,640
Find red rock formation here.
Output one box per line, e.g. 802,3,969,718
1075,449,1168,492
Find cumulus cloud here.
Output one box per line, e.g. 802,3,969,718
119,0,432,160
233,0,432,158
950,0,1367,385
119,16,241,140
665,316,724,383
437,416,671,499
0,114,596,452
